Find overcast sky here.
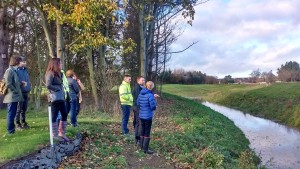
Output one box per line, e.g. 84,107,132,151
169,0,300,78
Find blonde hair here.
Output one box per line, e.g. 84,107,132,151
146,81,155,90
66,70,74,78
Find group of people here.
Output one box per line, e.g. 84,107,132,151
3,55,156,152
119,75,159,154
3,56,31,134
3,56,84,141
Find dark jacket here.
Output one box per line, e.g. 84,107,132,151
67,77,80,101
16,66,31,93
45,72,65,102
137,88,156,120
132,83,143,107
3,66,23,103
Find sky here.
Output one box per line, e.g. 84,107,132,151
169,0,300,78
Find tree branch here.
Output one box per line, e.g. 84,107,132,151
157,41,198,54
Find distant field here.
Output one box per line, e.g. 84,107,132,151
163,83,300,129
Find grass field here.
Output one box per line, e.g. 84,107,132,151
0,93,261,168
163,83,300,129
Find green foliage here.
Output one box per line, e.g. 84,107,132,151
202,148,224,168
224,75,235,84
237,150,259,169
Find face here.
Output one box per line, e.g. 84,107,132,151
124,76,131,83
138,78,145,85
20,61,26,67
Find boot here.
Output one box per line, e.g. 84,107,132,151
143,137,154,154
52,122,63,141
58,121,70,142
140,136,144,150
22,121,30,129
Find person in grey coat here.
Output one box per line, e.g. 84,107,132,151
45,58,69,141
3,56,24,134
66,70,80,127
16,56,31,130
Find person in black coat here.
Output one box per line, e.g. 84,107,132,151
132,76,145,145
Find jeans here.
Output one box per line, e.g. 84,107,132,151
7,102,18,133
16,93,29,124
69,99,78,125
51,101,67,123
121,105,131,134
132,106,140,137
139,118,152,137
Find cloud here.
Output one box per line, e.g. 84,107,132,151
169,0,300,78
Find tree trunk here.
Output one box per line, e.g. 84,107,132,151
38,9,55,57
154,22,160,85
33,24,42,110
139,4,146,78
146,4,157,80
159,23,167,96
0,4,9,108
56,19,64,61
86,48,99,109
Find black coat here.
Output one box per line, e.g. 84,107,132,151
132,83,143,107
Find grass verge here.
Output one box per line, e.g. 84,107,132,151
163,83,300,129
0,93,261,168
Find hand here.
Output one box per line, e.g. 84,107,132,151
22,81,27,86
154,94,160,98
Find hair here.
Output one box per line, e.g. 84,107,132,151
146,81,155,90
136,76,144,82
45,58,61,78
66,70,74,78
20,56,26,62
9,56,22,66
123,74,131,80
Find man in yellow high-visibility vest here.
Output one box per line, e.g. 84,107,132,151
119,74,133,134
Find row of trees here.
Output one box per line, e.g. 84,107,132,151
159,60,300,85
0,0,207,110
277,61,300,82
159,69,218,84
248,61,300,83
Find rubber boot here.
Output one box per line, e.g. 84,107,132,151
52,122,63,141
58,121,70,142
140,136,144,150
143,137,154,154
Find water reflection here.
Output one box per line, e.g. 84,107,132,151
202,101,300,169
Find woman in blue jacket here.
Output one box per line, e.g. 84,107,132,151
137,81,157,154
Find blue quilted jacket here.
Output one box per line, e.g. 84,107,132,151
137,88,156,120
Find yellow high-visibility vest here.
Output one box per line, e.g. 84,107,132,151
61,70,70,99
119,81,133,106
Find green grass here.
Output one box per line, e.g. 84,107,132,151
0,93,262,168
154,93,260,168
0,108,80,163
163,83,300,129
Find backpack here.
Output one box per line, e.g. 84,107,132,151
0,79,8,95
